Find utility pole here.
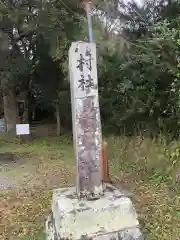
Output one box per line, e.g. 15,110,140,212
81,0,94,42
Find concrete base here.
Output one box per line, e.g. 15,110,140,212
45,185,143,240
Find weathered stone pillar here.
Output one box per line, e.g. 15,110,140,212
45,42,143,240
69,42,103,199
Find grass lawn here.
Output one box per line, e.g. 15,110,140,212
0,135,180,240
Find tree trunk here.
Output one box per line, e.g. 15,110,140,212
23,77,32,124
3,87,17,135
32,106,35,121
56,103,61,136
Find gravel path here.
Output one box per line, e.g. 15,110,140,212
0,176,17,189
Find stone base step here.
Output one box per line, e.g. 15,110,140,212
45,184,143,240
46,213,142,240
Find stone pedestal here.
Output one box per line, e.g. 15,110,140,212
45,184,143,240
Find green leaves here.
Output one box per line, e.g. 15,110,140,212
0,0,83,117
97,1,180,135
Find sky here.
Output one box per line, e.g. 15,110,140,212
127,0,144,6
136,0,144,6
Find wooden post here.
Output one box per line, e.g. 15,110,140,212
101,140,112,183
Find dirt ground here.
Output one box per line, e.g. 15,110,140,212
0,134,180,240
0,134,75,240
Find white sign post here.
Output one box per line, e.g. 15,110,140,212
16,124,30,135
16,124,30,143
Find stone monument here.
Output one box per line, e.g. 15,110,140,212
45,1,142,239
45,41,143,239
69,42,103,199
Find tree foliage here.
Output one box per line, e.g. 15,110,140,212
97,0,180,136
1,0,180,137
